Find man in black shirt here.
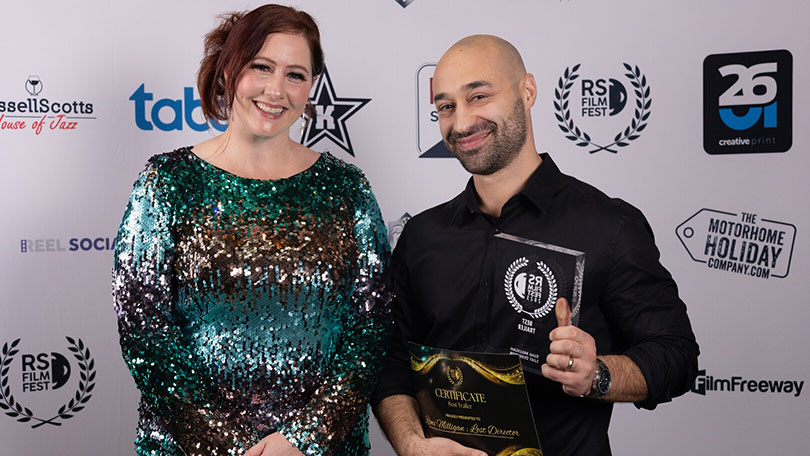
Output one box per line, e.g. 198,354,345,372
372,35,698,456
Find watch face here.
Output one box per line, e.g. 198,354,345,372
597,362,611,394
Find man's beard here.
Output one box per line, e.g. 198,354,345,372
444,98,527,176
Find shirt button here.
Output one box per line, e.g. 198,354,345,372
494,228,501,234
483,280,491,288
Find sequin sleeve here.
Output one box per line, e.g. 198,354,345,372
279,176,393,455
113,162,257,455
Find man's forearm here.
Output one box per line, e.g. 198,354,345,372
374,394,424,454
600,354,648,402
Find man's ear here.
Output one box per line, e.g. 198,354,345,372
521,73,537,109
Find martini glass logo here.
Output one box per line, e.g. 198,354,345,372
25,75,43,96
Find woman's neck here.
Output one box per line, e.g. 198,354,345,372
194,126,318,180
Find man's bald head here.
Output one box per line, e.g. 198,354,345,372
438,34,527,86
431,34,537,177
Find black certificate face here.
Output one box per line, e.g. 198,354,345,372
492,233,585,375
409,343,542,456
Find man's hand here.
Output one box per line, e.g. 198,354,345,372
541,298,597,397
403,436,487,456
245,432,304,456
375,395,486,456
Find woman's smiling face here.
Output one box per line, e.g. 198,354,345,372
230,32,314,141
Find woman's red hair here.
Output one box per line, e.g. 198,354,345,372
197,4,324,122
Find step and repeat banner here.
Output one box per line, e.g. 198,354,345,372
1,1,807,455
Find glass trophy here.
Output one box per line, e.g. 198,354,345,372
409,343,542,456
492,233,585,375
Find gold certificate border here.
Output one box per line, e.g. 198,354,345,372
410,353,526,386
495,445,543,456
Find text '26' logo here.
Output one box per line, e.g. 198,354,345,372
703,49,792,154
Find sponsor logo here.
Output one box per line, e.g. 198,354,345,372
0,338,96,428
703,50,792,154
301,67,370,157
130,84,227,132
676,209,795,279
692,370,804,397
388,213,412,249
0,76,96,135
504,257,558,327
394,0,415,7
19,237,115,253
25,75,43,96
553,63,652,153
416,64,452,157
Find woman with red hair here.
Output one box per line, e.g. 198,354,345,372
113,5,392,455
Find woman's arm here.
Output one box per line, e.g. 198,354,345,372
278,176,394,455
114,161,257,454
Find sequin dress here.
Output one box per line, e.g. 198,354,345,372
113,147,392,456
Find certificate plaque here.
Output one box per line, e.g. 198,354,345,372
409,343,542,456
493,233,585,375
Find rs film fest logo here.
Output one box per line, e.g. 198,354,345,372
0,338,95,428
703,49,792,154
554,63,651,154
676,209,796,279
504,257,559,334
0,76,96,135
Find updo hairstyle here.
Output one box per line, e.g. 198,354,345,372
197,4,324,122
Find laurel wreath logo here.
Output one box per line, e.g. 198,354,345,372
554,63,652,154
504,258,558,319
0,337,95,428
447,365,464,387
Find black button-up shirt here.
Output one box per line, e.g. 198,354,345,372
373,154,699,456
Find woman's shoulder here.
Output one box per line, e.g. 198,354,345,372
130,147,197,193
144,147,195,172
316,152,371,190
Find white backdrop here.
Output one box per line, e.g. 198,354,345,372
1,1,807,455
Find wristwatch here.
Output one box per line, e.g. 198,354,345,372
586,358,611,399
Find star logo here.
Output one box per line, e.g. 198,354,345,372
301,67,371,157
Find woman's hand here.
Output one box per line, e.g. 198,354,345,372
245,432,304,456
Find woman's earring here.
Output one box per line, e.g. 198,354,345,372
299,114,307,138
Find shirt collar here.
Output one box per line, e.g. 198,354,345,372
520,153,566,213
451,153,566,223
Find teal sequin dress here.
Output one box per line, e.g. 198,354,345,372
113,148,392,456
